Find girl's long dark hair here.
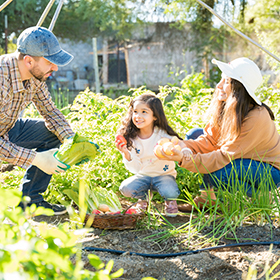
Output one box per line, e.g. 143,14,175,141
207,78,274,146
117,93,182,149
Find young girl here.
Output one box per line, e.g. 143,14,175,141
115,93,182,216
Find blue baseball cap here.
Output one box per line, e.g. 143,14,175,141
17,26,74,67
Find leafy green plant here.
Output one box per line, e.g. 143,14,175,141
55,133,100,166
0,188,124,279
144,160,280,249
46,85,210,206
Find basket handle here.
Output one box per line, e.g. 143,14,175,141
121,202,140,214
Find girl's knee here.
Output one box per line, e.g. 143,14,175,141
119,184,133,197
161,188,180,200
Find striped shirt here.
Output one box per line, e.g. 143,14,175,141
0,53,74,169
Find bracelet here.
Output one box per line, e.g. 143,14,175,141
181,147,193,154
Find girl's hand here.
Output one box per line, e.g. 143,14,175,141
115,140,131,161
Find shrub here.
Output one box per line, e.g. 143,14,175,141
0,188,123,279
47,83,212,205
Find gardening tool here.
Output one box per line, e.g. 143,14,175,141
0,0,13,13
195,0,280,63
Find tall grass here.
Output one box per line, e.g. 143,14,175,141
143,161,280,249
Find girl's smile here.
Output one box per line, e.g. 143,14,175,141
132,101,156,137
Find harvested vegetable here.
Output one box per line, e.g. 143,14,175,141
115,135,127,146
55,133,99,166
98,204,110,213
126,209,137,214
90,186,122,213
63,181,122,214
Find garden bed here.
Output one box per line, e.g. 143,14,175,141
32,199,280,280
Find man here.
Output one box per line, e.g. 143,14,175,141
0,26,75,214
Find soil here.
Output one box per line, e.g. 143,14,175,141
32,199,280,280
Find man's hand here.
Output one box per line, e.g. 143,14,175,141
32,148,69,175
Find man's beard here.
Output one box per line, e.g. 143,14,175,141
30,65,52,82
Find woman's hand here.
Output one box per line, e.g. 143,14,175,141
178,139,187,149
181,147,193,160
155,145,184,162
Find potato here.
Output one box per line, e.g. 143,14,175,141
157,137,170,145
162,142,175,155
98,204,110,212
174,144,182,151
171,136,179,145
153,145,166,158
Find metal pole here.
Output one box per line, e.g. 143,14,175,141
37,0,56,27
0,0,13,13
195,0,280,63
4,15,8,54
92,38,100,93
48,0,64,31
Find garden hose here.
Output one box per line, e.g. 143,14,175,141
83,241,280,258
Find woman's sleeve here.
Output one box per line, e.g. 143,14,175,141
180,108,270,173
183,123,220,154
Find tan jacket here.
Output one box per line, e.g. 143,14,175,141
180,106,280,173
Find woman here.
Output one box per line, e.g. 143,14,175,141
157,57,280,211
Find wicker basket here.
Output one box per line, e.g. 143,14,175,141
84,203,145,230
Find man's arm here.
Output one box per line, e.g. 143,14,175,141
32,81,74,141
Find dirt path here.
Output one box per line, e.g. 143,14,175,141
32,201,280,280
79,217,280,280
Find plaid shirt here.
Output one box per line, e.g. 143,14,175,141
0,53,74,169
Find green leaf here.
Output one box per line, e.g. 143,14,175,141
105,259,114,273
34,207,54,216
110,268,124,278
88,254,105,270
55,133,100,166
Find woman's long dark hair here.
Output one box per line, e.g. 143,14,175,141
117,93,182,149
207,78,274,146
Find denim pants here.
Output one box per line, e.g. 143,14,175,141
185,127,280,196
8,118,61,203
119,174,180,201
202,159,280,196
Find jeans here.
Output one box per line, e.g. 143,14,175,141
202,159,280,196
185,127,280,196
119,174,180,201
8,118,61,203
185,127,204,140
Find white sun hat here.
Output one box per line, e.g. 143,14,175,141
212,57,263,105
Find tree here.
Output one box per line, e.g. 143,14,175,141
146,0,250,78
245,0,280,69
0,0,139,52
